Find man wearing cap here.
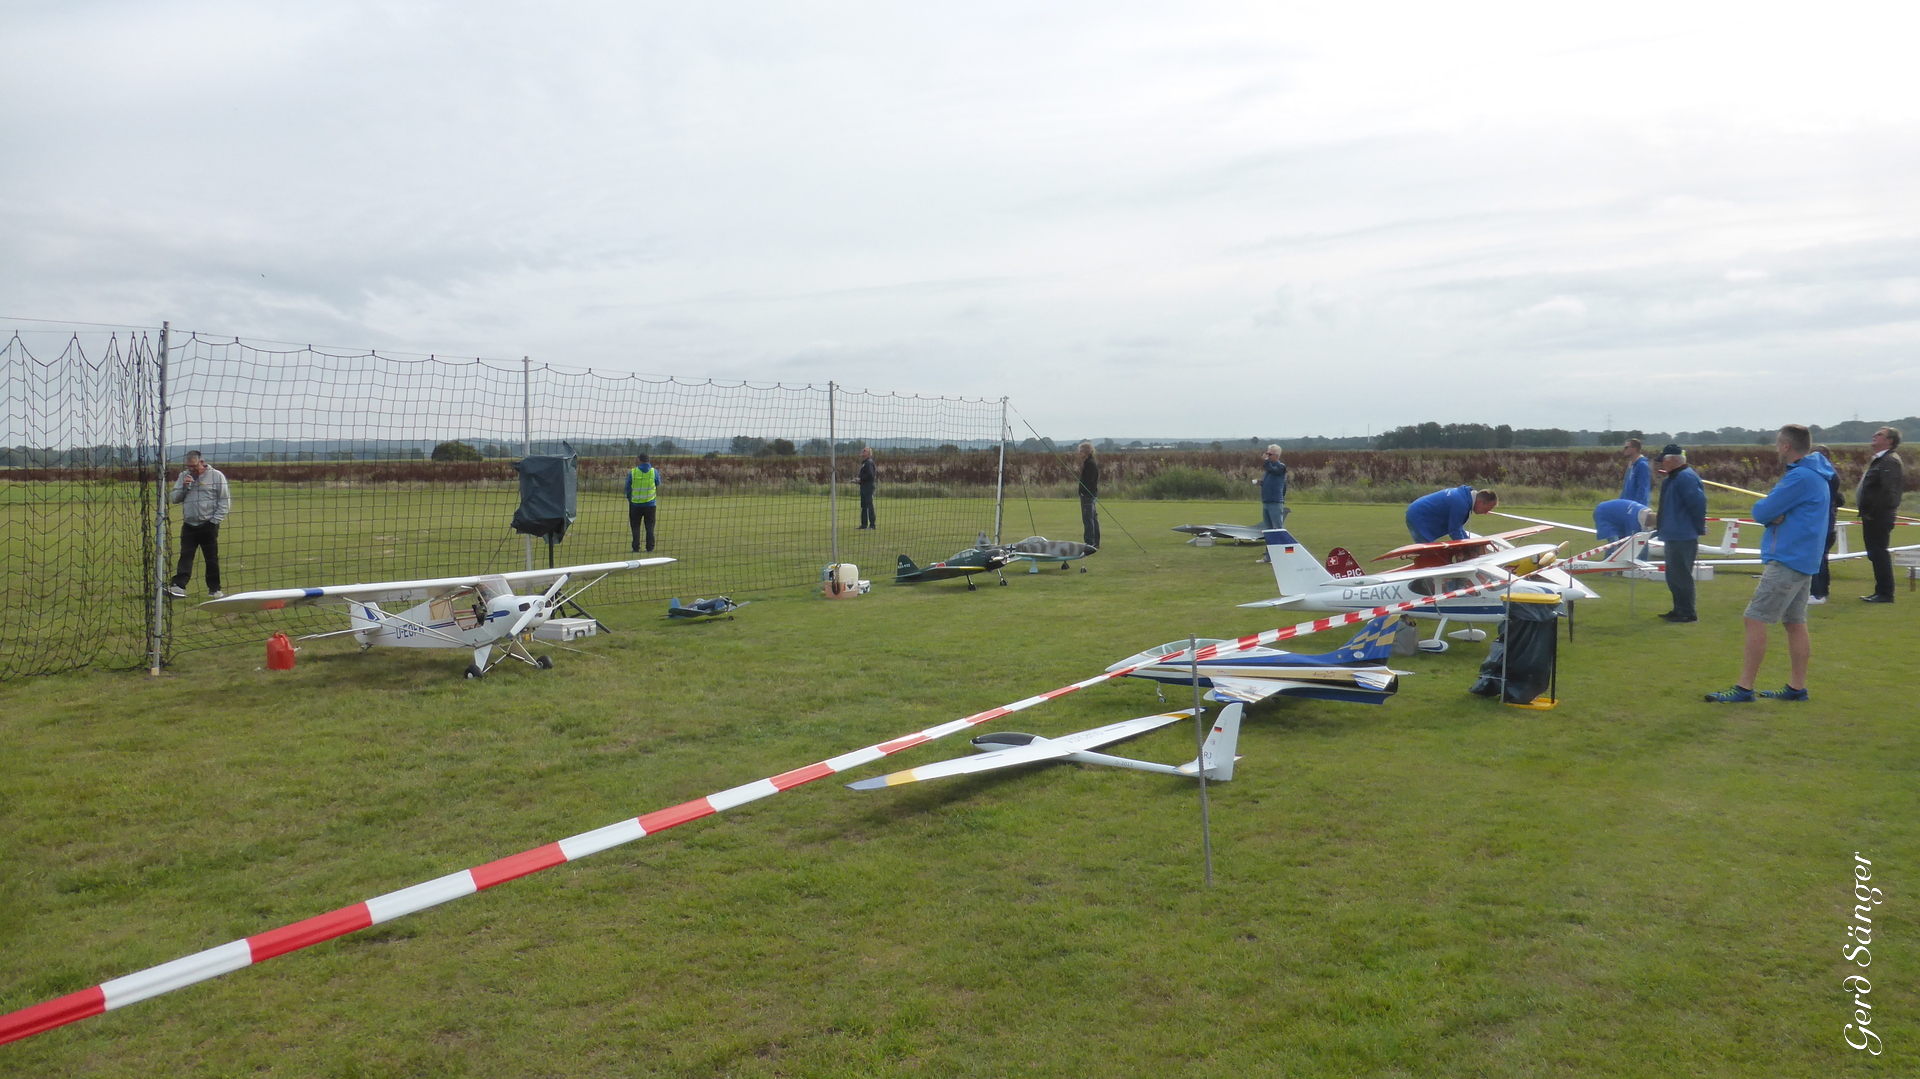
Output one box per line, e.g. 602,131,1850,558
1619,438,1652,505
1704,424,1835,703
1652,444,1706,622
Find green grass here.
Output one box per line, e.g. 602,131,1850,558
2,498,1913,1076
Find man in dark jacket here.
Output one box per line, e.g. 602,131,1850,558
1857,426,1906,604
1652,444,1706,623
856,447,878,529
1076,441,1100,549
1809,445,1843,603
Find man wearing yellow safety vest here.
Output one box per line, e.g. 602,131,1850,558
625,453,660,552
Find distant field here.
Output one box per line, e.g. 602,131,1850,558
2,498,1911,1076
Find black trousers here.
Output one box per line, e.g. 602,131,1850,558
859,486,876,528
1863,512,1896,598
628,502,657,552
172,520,221,592
1662,537,1697,618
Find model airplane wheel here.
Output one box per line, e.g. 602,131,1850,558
998,578,1008,586
536,656,554,670
464,664,484,679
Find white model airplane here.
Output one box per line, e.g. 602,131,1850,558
1109,613,1414,706
1239,528,1595,652
201,558,674,677
847,704,1244,789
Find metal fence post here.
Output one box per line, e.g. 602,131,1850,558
147,323,170,675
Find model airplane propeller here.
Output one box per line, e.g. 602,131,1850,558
200,557,673,677
847,704,1244,789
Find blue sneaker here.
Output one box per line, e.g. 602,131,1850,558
1704,685,1755,703
1758,685,1809,701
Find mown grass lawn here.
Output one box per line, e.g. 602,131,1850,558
1,498,1913,1077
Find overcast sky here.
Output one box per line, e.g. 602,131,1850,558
5,1,1917,439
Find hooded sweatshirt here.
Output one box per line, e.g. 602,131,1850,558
1752,452,1836,575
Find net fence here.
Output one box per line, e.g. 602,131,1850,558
1,326,1010,678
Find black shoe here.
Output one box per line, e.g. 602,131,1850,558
1660,612,1697,623
1862,594,1894,604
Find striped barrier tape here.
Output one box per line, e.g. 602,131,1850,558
0,574,1515,1046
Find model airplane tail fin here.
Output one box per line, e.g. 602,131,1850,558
1264,528,1334,596
1328,613,1418,662
349,600,384,645
895,554,920,578
1178,703,1244,781
1715,518,1741,553
1323,547,1365,579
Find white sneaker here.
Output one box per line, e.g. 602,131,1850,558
164,585,187,598
1807,595,1827,605
208,590,225,599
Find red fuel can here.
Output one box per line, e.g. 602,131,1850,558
266,632,296,671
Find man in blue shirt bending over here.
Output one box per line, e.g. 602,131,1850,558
1405,485,1497,543
1704,424,1834,703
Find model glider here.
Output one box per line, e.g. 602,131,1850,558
1493,509,1920,568
200,558,674,677
847,704,1243,789
667,596,745,621
894,542,1016,590
1110,613,1414,705
1172,523,1265,545
1002,535,1097,573
1240,528,1595,652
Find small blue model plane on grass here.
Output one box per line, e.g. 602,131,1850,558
666,596,745,622
1109,612,1416,706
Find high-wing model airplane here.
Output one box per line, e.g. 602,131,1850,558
1172,523,1265,545
1109,613,1415,705
201,558,674,677
847,704,1244,789
1494,509,1920,569
1239,528,1595,652
894,542,1017,589
1002,535,1097,573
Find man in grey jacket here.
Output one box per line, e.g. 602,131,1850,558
1857,426,1906,604
166,450,231,598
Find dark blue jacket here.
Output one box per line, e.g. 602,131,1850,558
1620,456,1652,505
1655,466,1706,543
1406,485,1476,542
1260,459,1289,503
1754,453,1836,575
1593,499,1649,542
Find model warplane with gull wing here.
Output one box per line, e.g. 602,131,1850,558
201,558,673,677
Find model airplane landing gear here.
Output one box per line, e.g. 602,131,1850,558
464,663,484,679
536,656,554,670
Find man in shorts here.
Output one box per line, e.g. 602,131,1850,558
1704,424,1835,702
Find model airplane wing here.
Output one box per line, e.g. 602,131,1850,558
845,711,1190,789
1492,511,1596,534
1172,523,1264,544
200,558,674,612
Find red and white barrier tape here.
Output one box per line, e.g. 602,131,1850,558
0,575,1512,1046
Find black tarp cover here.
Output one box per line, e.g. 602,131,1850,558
512,449,577,542
1468,595,1559,704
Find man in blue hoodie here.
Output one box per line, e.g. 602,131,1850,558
1405,485,1497,543
1705,424,1835,703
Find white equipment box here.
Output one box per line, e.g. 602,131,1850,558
534,618,598,642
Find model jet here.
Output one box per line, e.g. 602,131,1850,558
894,542,1017,589
1240,528,1594,652
847,704,1243,789
1172,523,1265,545
200,558,673,677
1110,613,1415,706
667,596,745,621
1002,535,1097,573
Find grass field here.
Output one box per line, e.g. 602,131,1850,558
2,498,1914,1077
